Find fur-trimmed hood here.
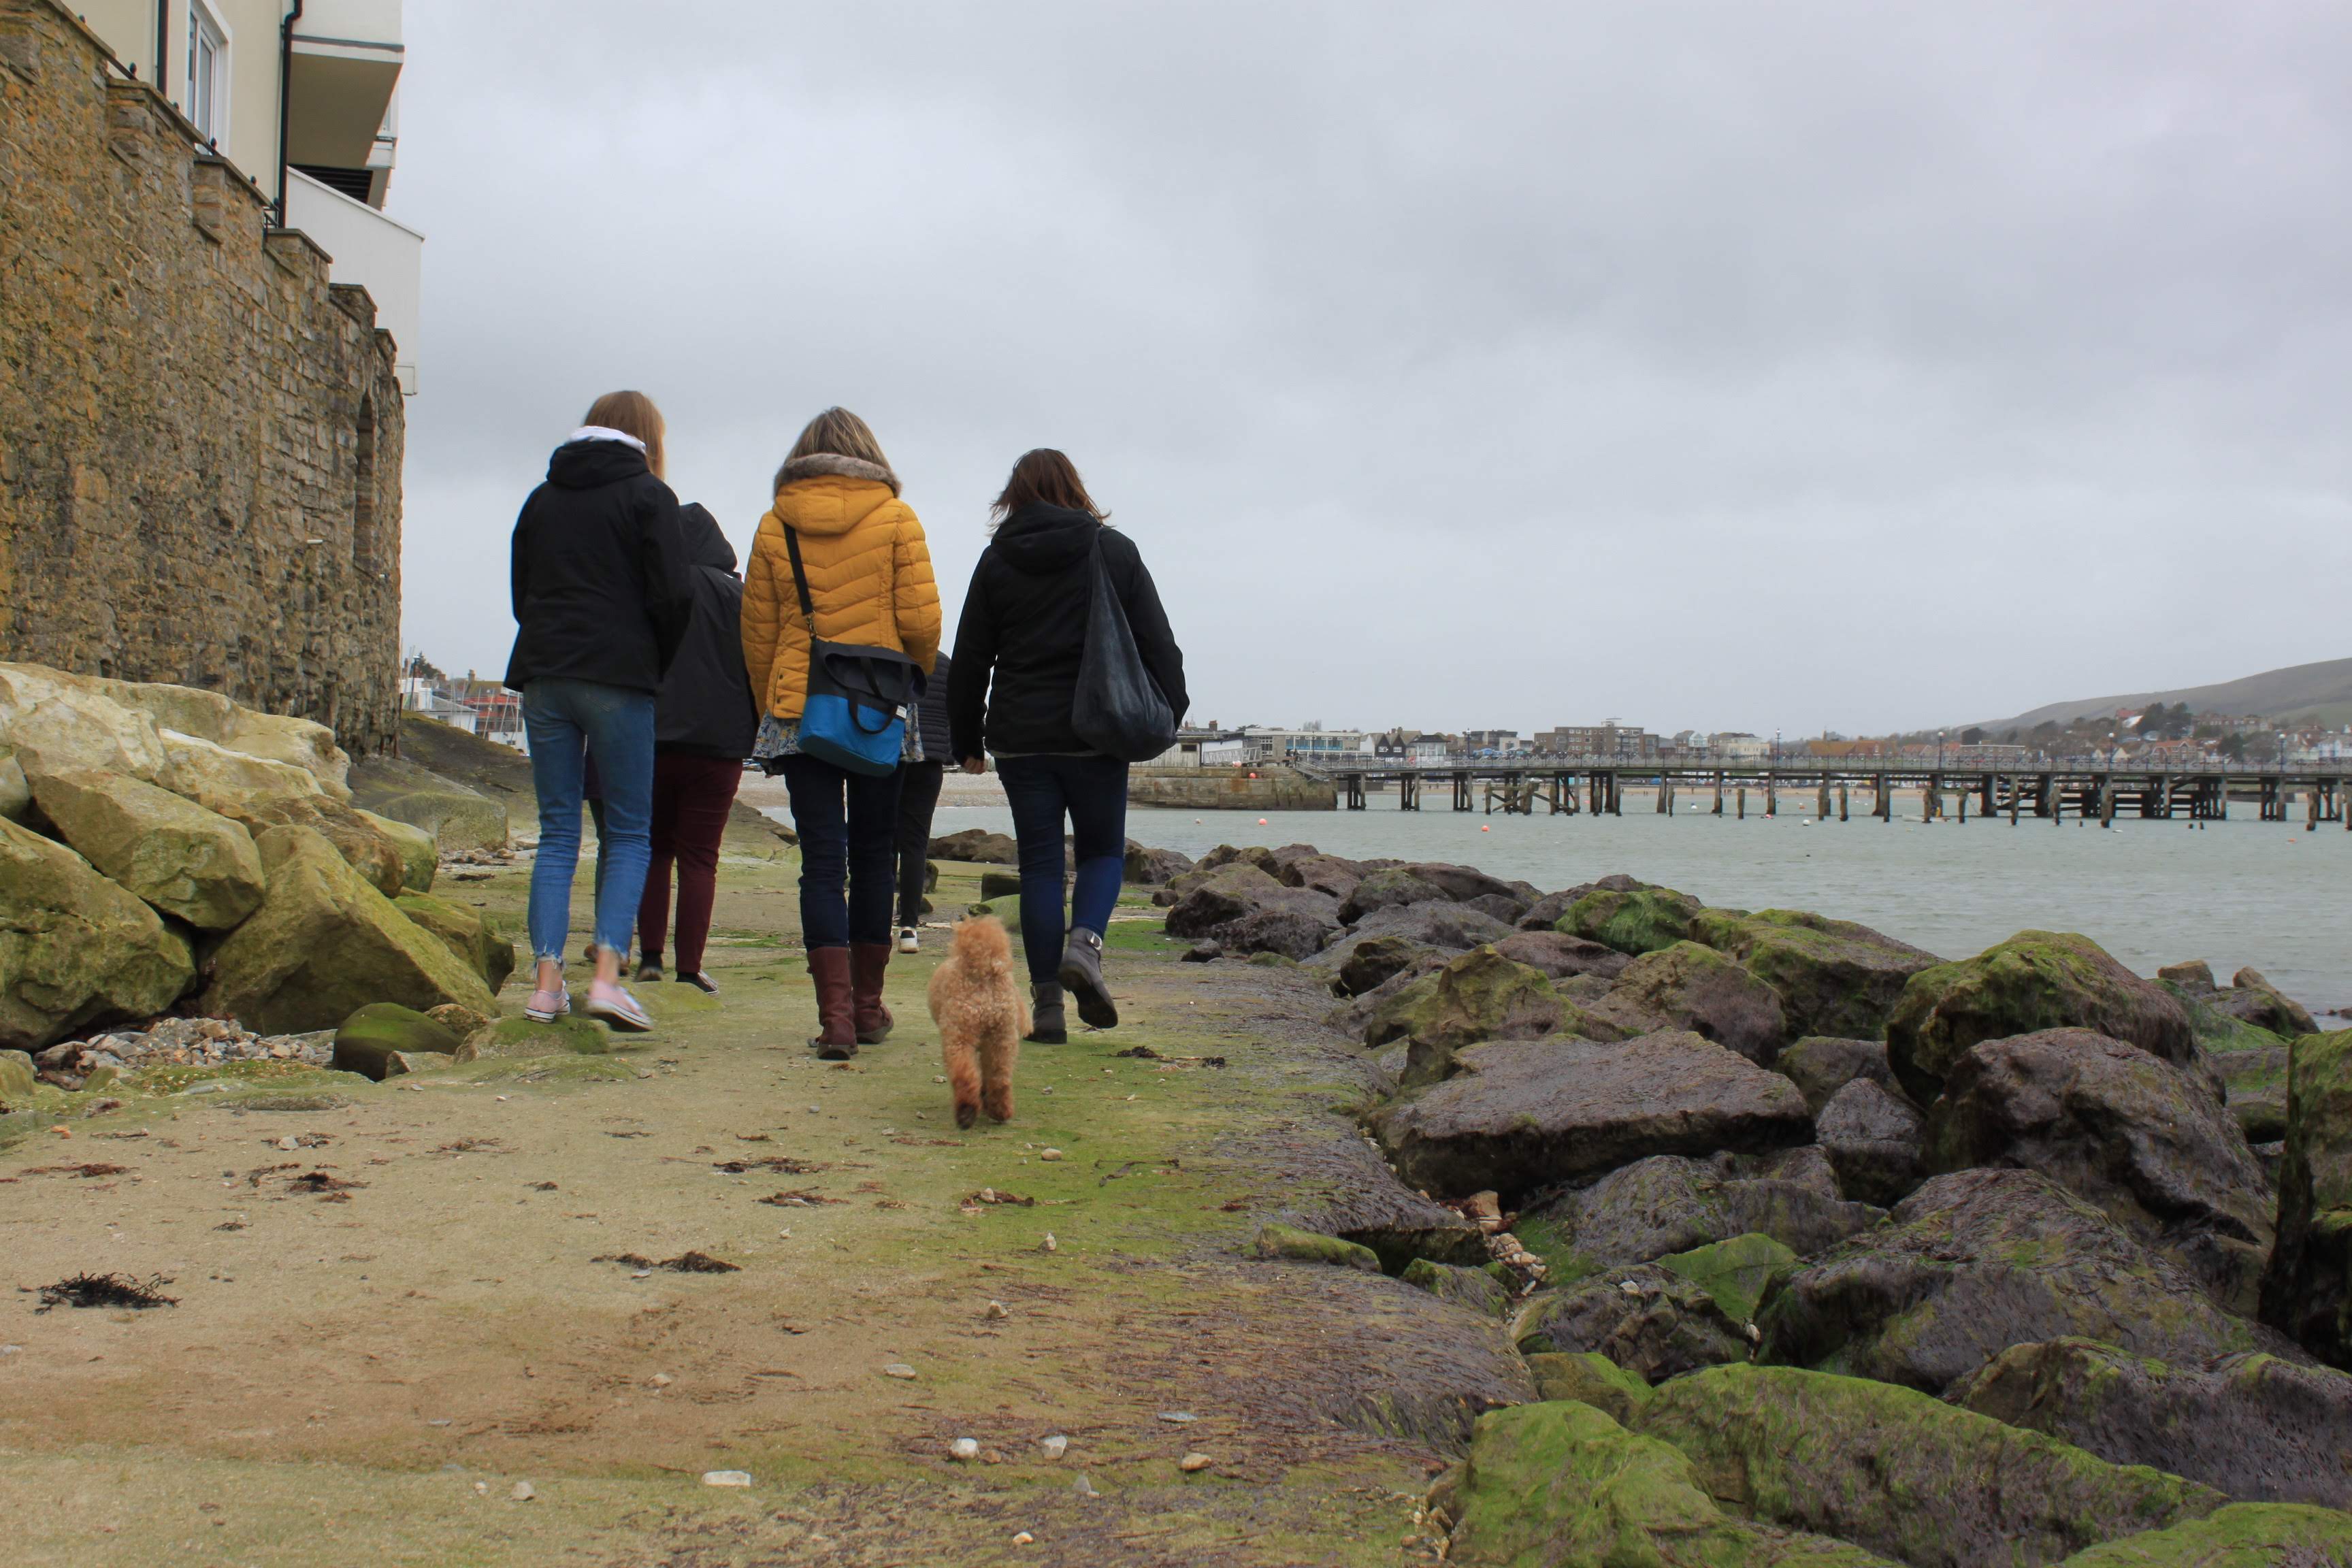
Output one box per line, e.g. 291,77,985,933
774,452,900,494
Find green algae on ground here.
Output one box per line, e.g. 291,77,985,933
472,1014,613,1057
1637,1365,2223,1568
1252,1220,1382,1271
1522,1351,1652,1422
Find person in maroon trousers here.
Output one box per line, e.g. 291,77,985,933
633,503,759,990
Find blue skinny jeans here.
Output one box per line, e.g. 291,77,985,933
997,754,1128,986
778,754,904,949
523,678,655,964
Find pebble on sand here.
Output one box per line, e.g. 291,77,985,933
883,1363,917,1379
510,1482,535,1501
950,1437,981,1460
1041,1435,1069,1460
1180,1453,1212,1473
1039,1148,1066,1161
702,1471,752,1488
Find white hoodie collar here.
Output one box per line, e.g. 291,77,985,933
565,425,646,453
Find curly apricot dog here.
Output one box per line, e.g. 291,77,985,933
928,917,1028,1128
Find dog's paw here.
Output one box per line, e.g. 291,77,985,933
982,1089,1014,1124
954,1100,978,1130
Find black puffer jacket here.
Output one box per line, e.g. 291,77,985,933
654,504,759,758
504,437,692,693
947,505,1187,760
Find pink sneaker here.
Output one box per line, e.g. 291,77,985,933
585,982,653,1033
524,985,571,1023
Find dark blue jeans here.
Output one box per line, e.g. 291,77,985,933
997,755,1128,985
779,754,904,949
524,679,655,962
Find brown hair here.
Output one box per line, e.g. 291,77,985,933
582,389,666,479
990,448,1107,522
774,407,900,494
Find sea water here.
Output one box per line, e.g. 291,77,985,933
919,798,2351,1013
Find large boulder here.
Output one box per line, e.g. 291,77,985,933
0,748,27,821
1162,863,1339,947
1345,900,1518,951
24,767,264,929
346,754,510,852
1374,1031,1813,1201
1815,1078,1925,1206
1657,1232,1797,1324
1328,932,1438,998
95,676,348,796
2052,1504,2352,1567
156,725,327,809
1274,851,1362,902
2260,1028,2352,1369
1555,882,1705,956
1406,862,1529,905
1758,1169,2270,1394
928,828,1018,864
1639,1364,2225,1568
1522,1149,1883,1273
1926,1028,2273,1308
1362,948,1563,1075
1335,866,1456,924
1516,874,1645,933
2213,1044,2291,1143
1492,930,1629,981
394,892,517,994
1590,941,1788,1065
357,810,437,893
0,662,170,781
2220,968,2319,1041
207,793,408,898
202,826,497,1036
1693,909,1940,1043
1121,840,1194,886
1950,1337,2352,1511
0,817,195,1050
1774,1036,1903,1115
1886,931,2196,1105
1444,1401,1891,1568
1513,1264,1753,1380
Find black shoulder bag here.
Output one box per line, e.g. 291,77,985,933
1071,533,1177,762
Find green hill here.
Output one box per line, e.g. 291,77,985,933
1964,657,2352,732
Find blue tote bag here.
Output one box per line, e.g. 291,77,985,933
783,526,921,776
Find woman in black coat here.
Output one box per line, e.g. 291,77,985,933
947,449,1186,1042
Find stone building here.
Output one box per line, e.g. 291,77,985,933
0,0,408,753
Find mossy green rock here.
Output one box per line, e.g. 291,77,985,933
331,1002,463,1081
358,809,436,892
1555,884,1703,957
1638,1364,2225,1568
1592,942,1786,1065
473,1014,611,1058
394,892,516,994
1250,1222,1381,1272
1373,948,1563,1083
0,1048,35,1102
1514,1264,1751,1382
1952,1336,2352,1510
1761,1169,2266,1394
200,826,497,1036
2163,981,2289,1058
2052,1503,2352,1565
25,766,265,929
1448,1401,1896,1567
1404,1257,1512,1316
1773,1036,1901,1115
1886,931,2195,1105
1693,909,1940,1043
0,816,195,1051
1658,1232,1796,1324
2259,1028,2352,1369
1524,1351,1653,1423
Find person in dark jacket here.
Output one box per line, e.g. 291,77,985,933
947,449,1186,1041
506,390,692,1033
894,649,953,953
633,503,758,992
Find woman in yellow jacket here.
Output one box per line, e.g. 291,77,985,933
741,408,941,1056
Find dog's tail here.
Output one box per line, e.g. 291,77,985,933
949,916,1015,979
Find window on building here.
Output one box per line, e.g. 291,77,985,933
187,4,227,144
353,399,377,570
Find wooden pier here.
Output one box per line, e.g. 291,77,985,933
1309,757,2352,827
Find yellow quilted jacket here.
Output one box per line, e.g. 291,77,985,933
740,463,941,722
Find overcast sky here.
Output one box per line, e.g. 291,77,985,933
393,1,2351,738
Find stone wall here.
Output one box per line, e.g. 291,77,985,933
1128,768,1338,811
0,0,404,754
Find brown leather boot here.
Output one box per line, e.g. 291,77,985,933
807,947,857,1059
850,943,895,1045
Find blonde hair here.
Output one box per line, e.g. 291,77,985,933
776,407,900,494
583,390,666,480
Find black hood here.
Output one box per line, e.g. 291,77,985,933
679,502,737,572
547,437,651,489
991,503,1101,574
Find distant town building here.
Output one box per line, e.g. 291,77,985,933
1535,724,1658,760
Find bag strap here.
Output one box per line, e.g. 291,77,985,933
781,524,818,631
